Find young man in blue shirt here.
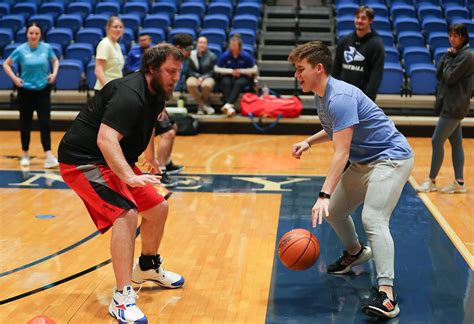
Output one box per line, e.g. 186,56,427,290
123,33,153,75
288,41,413,319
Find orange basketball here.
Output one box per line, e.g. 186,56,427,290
278,229,320,271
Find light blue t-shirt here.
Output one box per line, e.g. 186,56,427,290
10,42,56,90
315,77,412,163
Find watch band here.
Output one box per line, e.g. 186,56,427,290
318,191,331,199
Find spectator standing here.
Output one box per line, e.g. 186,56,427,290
332,6,385,101
214,35,258,117
417,24,473,194
3,22,59,168
94,16,125,91
185,36,217,115
123,33,153,75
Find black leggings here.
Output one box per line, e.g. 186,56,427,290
220,75,252,107
17,85,52,152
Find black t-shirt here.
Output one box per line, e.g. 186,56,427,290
58,72,165,165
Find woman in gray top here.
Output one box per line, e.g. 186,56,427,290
417,24,474,193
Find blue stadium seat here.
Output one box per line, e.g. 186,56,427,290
0,28,12,51
378,30,394,46
407,63,437,94
232,14,259,31
337,29,352,40
428,32,450,49
85,14,110,29
439,0,464,7
372,16,391,31
0,3,10,17
174,14,201,30
207,42,222,58
379,62,404,94
384,46,400,63
236,3,260,17
397,31,425,50
120,14,141,33
403,46,432,69
388,0,412,5
139,28,165,44
444,5,470,23
180,2,205,18
15,27,26,43
38,2,64,19
336,3,358,17
200,28,226,48
50,42,62,59
230,28,256,46
0,59,15,89
56,14,82,35
421,17,448,34
3,43,20,59
391,4,416,19
336,15,355,32
451,18,474,33
76,28,103,47
122,2,148,19
394,17,421,32
417,4,442,21
120,28,134,52
95,2,120,16
46,28,73,49
243,43,254,55
12,3,37,19
434,47,448,64
66,2,92,19
0,15,25,34
56,59,83,90
168,28,196,42
65,42,94,67
151,3,177,18
203,14,229,30
207,2,233,19
86,60,96,90
143,14,171,31
28,14,54,33
370,4,389,18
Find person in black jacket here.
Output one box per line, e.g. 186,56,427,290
417,24,473,194
332,6,385,101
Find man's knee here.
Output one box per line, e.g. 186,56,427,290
186,77,199,88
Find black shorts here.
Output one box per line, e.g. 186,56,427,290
155,116,175,135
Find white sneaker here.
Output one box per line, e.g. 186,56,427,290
221,103,236,117
441,181,467,194
132,256,184,288
20,156,30,167
197,106,204,115
202,104,215,115
416,178,437,193
109,285,147,323
44,156,59,169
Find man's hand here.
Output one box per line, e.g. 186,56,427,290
125,174,161,187
311,198,329,228
232,69,241,77
291,140,310,159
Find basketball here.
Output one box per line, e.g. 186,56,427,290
278,229,320,271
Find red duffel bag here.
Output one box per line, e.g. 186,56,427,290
240,93,303,118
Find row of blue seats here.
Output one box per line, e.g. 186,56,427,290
335,0,471,7
380,62,436,94
0,0,262,5
0,1,261,20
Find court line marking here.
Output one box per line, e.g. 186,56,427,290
409,176,474,270
0,231,100,278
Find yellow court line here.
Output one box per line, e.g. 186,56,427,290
409,176,474,270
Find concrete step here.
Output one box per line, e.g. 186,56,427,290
258,45,294,60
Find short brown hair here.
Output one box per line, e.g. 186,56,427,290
140,43,184,74
355,6,375,21
448,23,470,48
288,41,333,74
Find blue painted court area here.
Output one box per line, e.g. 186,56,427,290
266,178,473,323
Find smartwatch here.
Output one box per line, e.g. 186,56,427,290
318,191,331,199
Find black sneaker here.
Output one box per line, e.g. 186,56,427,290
327,246,372,274
160,172,177,188
165,160,184,175
362,290,400,318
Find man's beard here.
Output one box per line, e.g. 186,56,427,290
151,75,172,100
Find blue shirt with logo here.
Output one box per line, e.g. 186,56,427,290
10,42,56,90
314,77,412,163
216,50,254,69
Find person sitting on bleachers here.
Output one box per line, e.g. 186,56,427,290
123,33,153,75
185,36,217,115
214,34,258,117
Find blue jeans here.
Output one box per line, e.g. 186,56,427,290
429,117,464,180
